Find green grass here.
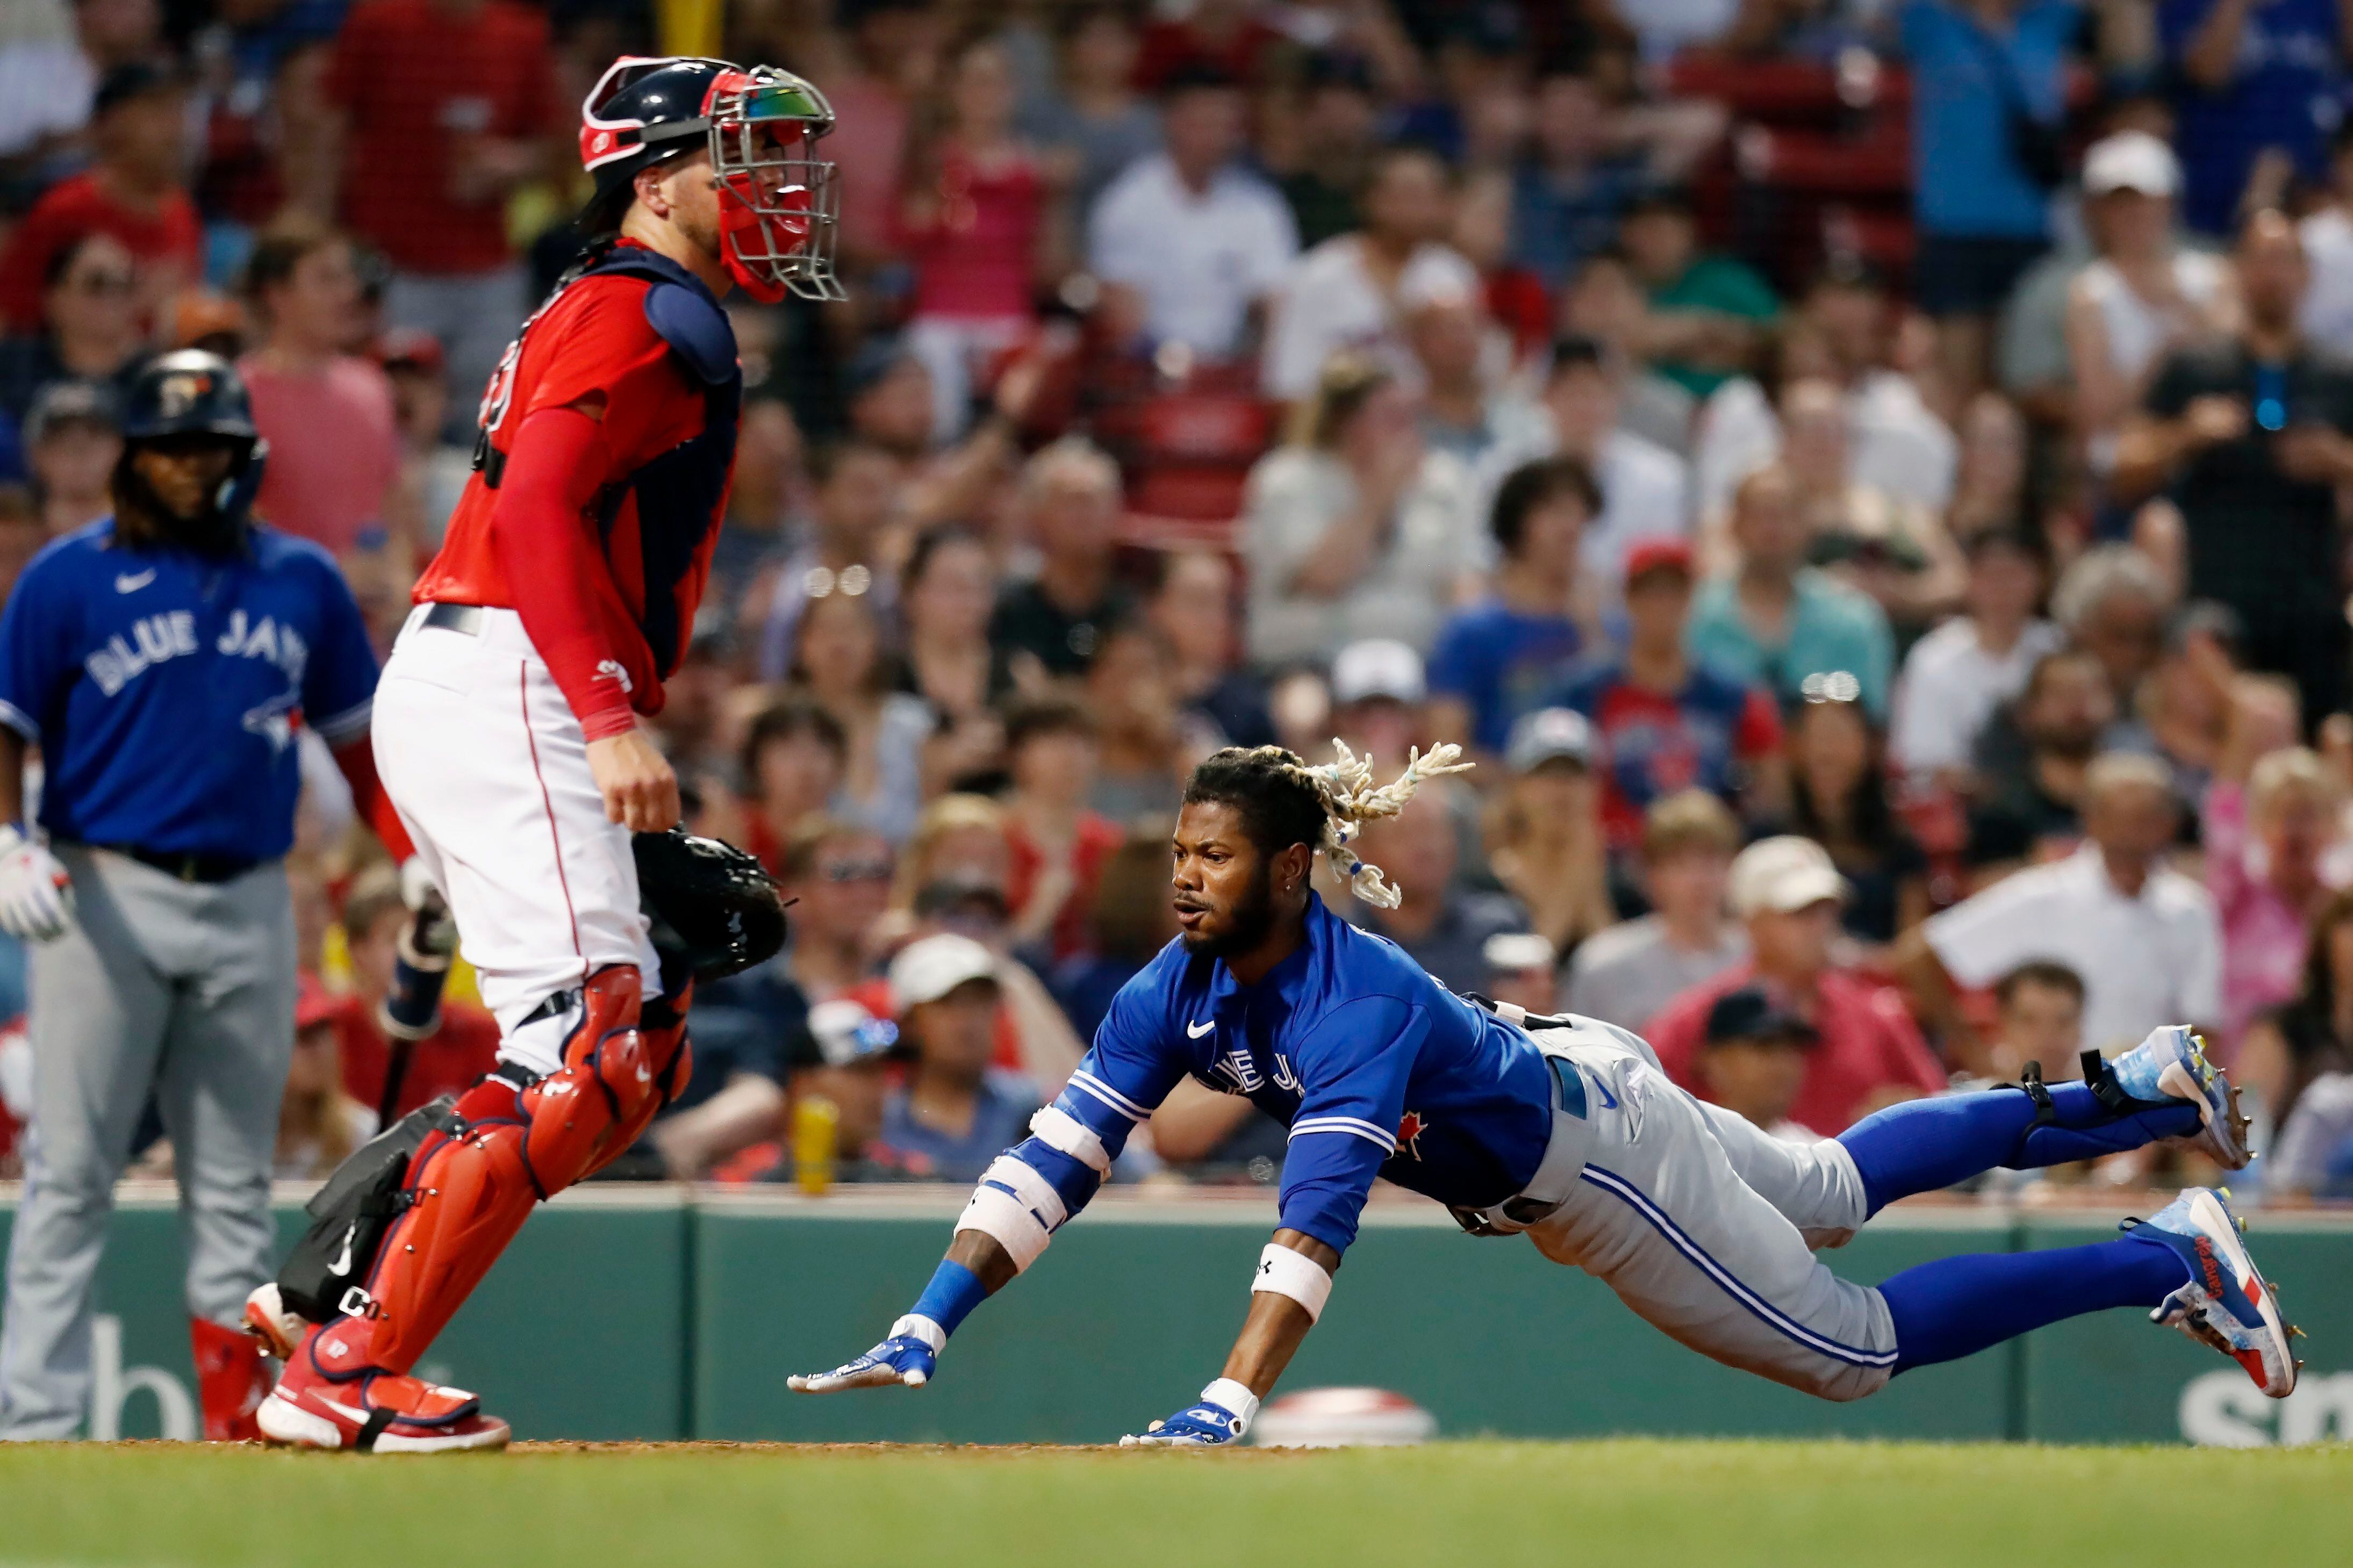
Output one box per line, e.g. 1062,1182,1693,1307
2,1439,2349,1567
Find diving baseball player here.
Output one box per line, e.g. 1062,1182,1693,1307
793,742,2301,1443
241,55,840,1452
0,351,413,1441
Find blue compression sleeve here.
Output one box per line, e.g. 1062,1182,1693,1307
1882,1234,2190,1374
909,1260,989,1337
1838,1084,2201,1215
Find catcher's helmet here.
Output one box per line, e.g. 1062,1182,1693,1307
114,349,267,541
578,55,842,304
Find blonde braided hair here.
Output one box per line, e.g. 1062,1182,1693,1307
1205,740,1475,910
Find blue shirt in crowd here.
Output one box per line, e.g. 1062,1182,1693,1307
1425,600,1583,755
0,519,379,861
2161,0,2343,234
1683,567,1895,719
1899,0,2078,239
873,1069,1044,1184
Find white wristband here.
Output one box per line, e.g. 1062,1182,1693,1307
1250,1242,1333,1322
1200,1377,1260,1434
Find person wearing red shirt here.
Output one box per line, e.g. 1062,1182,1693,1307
1000,696,1125,965
236,218,403,558
323,0,556,426
1644,835,1947,1135
247,56,843,1454
0,63,200,334
329,865,499,1120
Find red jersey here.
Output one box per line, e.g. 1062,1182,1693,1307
0,172,202,333
414,243,740,739
332,994,502,1121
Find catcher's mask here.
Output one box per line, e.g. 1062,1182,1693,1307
578,55,843,305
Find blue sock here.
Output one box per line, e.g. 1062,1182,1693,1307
1838,1084,2201,1215
909,1259,989,1336
1882,1235,2190,1374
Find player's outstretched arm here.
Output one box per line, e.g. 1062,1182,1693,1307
1121,1228,1338,1447
786,1229,1017,1392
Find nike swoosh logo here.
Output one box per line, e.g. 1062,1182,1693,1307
1186,1019,1215,1039
114,570,155,593
1589,1075,1619,1111
328,1223,356,1276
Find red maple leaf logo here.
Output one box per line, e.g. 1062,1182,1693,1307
1396,1111,1426,1158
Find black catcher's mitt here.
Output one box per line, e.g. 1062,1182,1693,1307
633,828,790,981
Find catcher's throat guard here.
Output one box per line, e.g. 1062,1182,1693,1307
579,56,842,303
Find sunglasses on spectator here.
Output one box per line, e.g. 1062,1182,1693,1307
817,858,893,883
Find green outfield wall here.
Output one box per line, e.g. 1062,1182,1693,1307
4,1189,2348,1447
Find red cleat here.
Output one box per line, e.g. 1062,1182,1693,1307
257,1321,511,1454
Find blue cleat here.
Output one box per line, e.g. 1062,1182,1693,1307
2106,1026,2251,1169
2126,1186,2302,1399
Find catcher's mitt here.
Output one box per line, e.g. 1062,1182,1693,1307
633,828,790,981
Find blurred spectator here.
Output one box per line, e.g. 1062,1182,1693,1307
1326,636,1427,766
1407,284,1511,467
784,816,894,1009
1890,526,2062,788
1696,985,1815,1141
1770,376,1965,631
1452,168,1552,371
0,61,200,332
1272,52,1379,250
1685,465,1895,718
1945,390,2033,539
1000,694,1122,963
1619,184,1777,401
1150,549,1275,750
1898,0,2075,398
1564,788,1748,1032
0,488,44,601
898,526,1011,794
2067,131,2233,481
239,217,401,557
1351,778,1529,993
2161,0,2343,235
1480,336,1690,601
23,378,119,535
898,35,1053,441
890,793,1016,934
1967,647,2117,865
1905,752,2221,1056
376,328,469,549
754,440,901,682
1022,4,1161,216
2204,739,2352,1041
1427,455,1595,758
2051,543,2170,710
1557,248,1699,455
2110,599,2240,803
1087,616,1200,819
2267,1067,2353,1197
992,437,1130,681
1561,537,1784,851
324,0,553,420
1483,930,1559,1017
1646,836,1946,1133
1482,708,1614,962
825,0,944,272
740,697,849,873
1136,0,1281,90
0,0,158,160
2237,888,2353,1130
2116,210,2353,719
1051,821,1179,1041
278,981,375,1181
778,998,901,1181
329,865,499,1121
0,232,144,429
786,586,931,845
1262,145,1477,402
1242,354,1477,664
1773,673,1929,953
1966,959,2087,1084
1507,63,1642,292
2299,121,2353,357
870,933,1042,1182
1087,64,1295,362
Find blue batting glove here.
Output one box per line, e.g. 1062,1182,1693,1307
787,1317,943,1392
1119,1378,1260,1447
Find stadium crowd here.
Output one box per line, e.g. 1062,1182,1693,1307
4,0,2353,1203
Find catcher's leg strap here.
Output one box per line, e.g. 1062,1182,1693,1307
348,965,669,1373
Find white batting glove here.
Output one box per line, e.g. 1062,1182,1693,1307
0,825,72,942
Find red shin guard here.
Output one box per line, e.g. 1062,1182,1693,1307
347,966,681,1375
190,1317,270,1441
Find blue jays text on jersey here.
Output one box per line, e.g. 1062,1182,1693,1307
0,519,380,862
1000,893,1560,1257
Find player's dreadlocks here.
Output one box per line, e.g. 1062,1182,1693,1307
1182,741,1474,909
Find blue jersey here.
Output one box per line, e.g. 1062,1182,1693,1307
0,519,379,861
1016,895,1556,1255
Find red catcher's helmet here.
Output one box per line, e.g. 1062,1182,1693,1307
578,55,842,304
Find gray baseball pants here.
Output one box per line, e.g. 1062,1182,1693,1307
0,847,295,1438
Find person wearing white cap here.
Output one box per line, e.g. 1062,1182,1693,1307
1326,636,1427,771
1641,835,1946,1135
2064,130,2232,476
867,933,1043,1183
